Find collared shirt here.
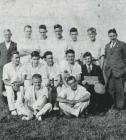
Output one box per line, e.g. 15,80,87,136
3,62,24,83
60,60,82,77
58,85,90,101
44,63,60,80
17,38,39,64
5,41,11,50
22,62,46,81
37,38,51,56
110,41,117,48
49,38,67,64
86,64,93,72
67,39,85,60
84,38,105,59
24,85,48,108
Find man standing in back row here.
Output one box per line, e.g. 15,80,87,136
104,28,126,110
0,29,17,100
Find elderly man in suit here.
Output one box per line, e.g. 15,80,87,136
104,28,126,110
0,29,17,101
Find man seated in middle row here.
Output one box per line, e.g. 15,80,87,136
43,51,61,110
60,49,82,86
81,52,106,115
23,51,47,89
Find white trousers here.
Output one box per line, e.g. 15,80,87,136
22,102,52,118
59,101,89,117
5,86,24,113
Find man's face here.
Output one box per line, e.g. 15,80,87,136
66,53,75,64
39,28,47,39
33,78,41,90
70,31,78,41
31,56,40,67
54,28,63,39
45,54,53,66
68,79,77,91
12,54,20,65
84,56,92,65
108,32,117,43
87,31,96,42
4,30,12,42
24,27,32,39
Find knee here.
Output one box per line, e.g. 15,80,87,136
46,103,52,110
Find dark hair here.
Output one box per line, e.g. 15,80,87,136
83,52,92,58
43,51,53,59
66,76,76,83
108,28,117,35
54,24,62,30
11,51,19,58
24,25,32,31
39,25,47,30
31,51,40,58
65,49,75,55
32,74,42,80
87,27,96,34
70,27,78,33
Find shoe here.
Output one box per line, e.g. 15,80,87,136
53,106,59,111
22,116,30,120
11,110,17,116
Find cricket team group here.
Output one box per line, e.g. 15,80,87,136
0,24,126,121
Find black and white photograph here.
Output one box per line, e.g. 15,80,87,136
0,0,126,139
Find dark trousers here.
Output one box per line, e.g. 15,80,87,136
86,85,106,114
107,74,125,109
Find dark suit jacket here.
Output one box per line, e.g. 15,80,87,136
0,41,17,67
81,64,105,85
104,40,126,78
81,64,105,94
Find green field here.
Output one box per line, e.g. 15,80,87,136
0,108,126,140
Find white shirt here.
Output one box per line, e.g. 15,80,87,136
58,85,90,101
5,41,11,50
86,64,93,72
60,60,82,77
37,38,51,56
24,85,48,108
3,62,24,83
17,38,39,64
84,38,105,59
49,38,67,64
22,62,47,81
67,39,85,60
44,63,60,80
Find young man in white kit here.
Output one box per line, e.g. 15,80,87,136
17,25,39,64
22,74,52,121
50,24,67,64
23,51,47,88
43,51,61,110
60,49,82,83
85,27,105,68
67,27,84,62
3,51,24,116
57,76,90,117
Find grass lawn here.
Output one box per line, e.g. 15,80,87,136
0,109,126,140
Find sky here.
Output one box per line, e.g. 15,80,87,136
0,0,126,43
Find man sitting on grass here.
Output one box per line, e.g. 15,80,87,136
57,76,90,117
22,74,52,121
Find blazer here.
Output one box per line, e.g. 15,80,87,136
0,41,17,67
104,39,126,78
81,64,105,85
